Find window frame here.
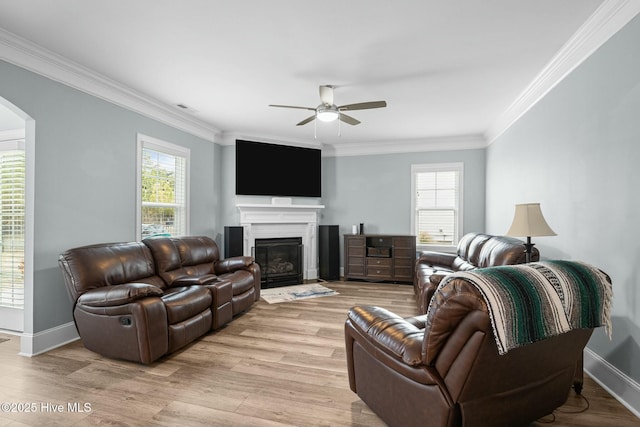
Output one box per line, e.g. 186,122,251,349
0,138,25,312
136,134,190,240
411,162,464,253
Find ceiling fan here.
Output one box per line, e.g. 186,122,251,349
269,85,387,126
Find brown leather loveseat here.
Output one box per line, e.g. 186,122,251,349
414,232,538,313
345,261,612,427
58,235,260,364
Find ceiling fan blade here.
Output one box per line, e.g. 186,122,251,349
339,113,361,126
319,85,334,105
296,115,316,126
269,104,316,111
338,100,387,111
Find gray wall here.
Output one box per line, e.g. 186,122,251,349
220,144,486,265
321,149,486,258
0,60,221,332
486,15,640,381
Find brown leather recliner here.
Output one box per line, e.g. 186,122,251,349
345,262,609,427
58,236,260,364
414,232,539,314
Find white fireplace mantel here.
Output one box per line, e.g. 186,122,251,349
236,202,325,280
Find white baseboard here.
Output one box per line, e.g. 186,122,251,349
18,321,79,357
584,347,640,419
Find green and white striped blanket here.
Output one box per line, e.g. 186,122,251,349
434,260,612,355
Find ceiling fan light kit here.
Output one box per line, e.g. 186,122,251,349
316,105,339,122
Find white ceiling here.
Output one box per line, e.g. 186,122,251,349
0,0,626,151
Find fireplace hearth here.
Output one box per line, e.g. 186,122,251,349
254,237,303,288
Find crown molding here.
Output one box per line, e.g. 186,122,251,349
0,28,221,143
220,132,323,150
486,0,640,144
321,134,487,157
221,131,486,157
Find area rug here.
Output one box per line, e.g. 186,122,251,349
260,283,338,304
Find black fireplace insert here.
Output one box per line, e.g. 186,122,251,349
254,237,303,288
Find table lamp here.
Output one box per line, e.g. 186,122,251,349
505,203,556,263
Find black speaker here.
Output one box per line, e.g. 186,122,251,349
318,225,340,281
224,226,244,258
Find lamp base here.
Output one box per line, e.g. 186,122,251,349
524,236,534,264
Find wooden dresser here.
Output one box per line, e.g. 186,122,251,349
344,234,416,283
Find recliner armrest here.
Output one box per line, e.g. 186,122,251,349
171,274,218,286
417,251,456,269
347,305,425,366
76,283,163,307
215,256,254,274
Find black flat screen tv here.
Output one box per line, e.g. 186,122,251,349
235,140,321,197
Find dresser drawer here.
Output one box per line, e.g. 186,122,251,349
367,257,392,267
367,266,391,278
346,236,365,247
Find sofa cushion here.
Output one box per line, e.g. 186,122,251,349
143,236,182,274
144,236,218,286
59,242,166,300
457,233,490,266
173,236,218,266
161,286,212,324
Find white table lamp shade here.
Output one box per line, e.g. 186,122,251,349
505,203,556,237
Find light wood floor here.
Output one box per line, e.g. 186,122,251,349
0,281,638,426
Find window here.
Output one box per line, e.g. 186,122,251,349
136,134,189,239
0,140,25,309
411,163,463,250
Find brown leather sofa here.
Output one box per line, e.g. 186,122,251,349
345,262,609,427
414,232,539,313
58,235,260,364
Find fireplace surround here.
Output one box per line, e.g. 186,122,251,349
236,200,324,281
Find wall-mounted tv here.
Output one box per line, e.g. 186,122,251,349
235,139,321,198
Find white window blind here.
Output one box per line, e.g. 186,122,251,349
137,135,189,239
412,163,463,248
0,141,25,309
